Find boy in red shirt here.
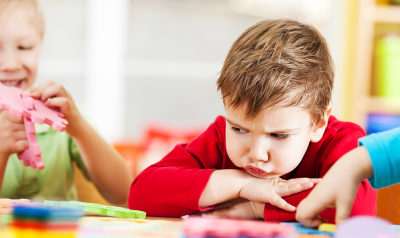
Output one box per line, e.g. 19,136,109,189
129,19,376,222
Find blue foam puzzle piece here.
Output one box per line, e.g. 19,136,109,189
281,222,333,237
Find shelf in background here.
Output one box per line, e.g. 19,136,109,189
375,5,400,23
367,97,400,114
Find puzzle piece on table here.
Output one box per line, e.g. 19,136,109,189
0,83,68,170
318,223,336,233
43,201,146,219
282,222,333,237
183,217,295,238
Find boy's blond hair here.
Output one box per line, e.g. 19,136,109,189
217,19,334,126
0,0,45,37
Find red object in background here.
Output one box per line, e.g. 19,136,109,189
114,124,206,178
141,124,205,150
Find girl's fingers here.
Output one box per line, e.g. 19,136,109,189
276,182,314,197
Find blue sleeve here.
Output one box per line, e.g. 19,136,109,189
359,127,400,189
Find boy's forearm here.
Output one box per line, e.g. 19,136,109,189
199,169,252,207
69,115,133,205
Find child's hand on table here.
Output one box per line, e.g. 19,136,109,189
296,146,373,227
26,80,83,136
240,177,321,212
204,198,265,219
0,112,28,158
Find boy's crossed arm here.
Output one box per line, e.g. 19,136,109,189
199,169,319,219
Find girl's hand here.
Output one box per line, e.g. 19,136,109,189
296,147,373,227
0,111,28,158
26,81,83,136
240,177,321,212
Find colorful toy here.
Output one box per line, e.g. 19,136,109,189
183,217,295,238
318,223,336,233
0,84,68,170
11,204,83,238
334,216,398,238
43,201,146,219
283,222,333,237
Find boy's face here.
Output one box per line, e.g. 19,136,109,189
225,105,328,179
0,6,42,90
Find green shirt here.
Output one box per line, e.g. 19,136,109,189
0,123,90,200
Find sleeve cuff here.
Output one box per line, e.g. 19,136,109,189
359,132,396,189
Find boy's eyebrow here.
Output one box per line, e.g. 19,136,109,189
268,128,300,134
226,118,300,133
225,118,247,129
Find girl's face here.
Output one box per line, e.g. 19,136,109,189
0,6,42,90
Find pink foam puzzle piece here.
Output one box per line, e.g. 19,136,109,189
183,217,295,238
18,117,44,170
0,84,31,118
0,83,68,170
30,99,68,132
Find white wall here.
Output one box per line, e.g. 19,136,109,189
37,0,343,141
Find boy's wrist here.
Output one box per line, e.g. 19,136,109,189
65,114,87,138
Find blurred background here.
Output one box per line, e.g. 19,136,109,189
37,0,400,222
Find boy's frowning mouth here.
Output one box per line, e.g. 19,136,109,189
244,165,268,177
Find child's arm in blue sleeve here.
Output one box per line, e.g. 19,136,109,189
359,127,400,189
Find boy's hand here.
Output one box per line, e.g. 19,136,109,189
205,198,264,219
0,111,28,158
240,177,320,212
26,81,83,136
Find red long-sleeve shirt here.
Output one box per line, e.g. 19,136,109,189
129,115,377,222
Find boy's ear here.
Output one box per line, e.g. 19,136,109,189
310,107,332,143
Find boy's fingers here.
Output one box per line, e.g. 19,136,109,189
282,178,313,185
13,130,27,140
269,194,296,212
14,140,29,152
206,207,236,218
44,97,68,110
276,182,313,197
283,178,322,186
5,113,24,123
40,84,67,102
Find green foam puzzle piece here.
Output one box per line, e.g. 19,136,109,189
43,200,146,219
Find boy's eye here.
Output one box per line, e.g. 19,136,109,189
18,46,33,50
231,126,247,134
271,133,289,140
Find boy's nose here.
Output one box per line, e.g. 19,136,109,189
248,138,269,162
0,52,22,72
